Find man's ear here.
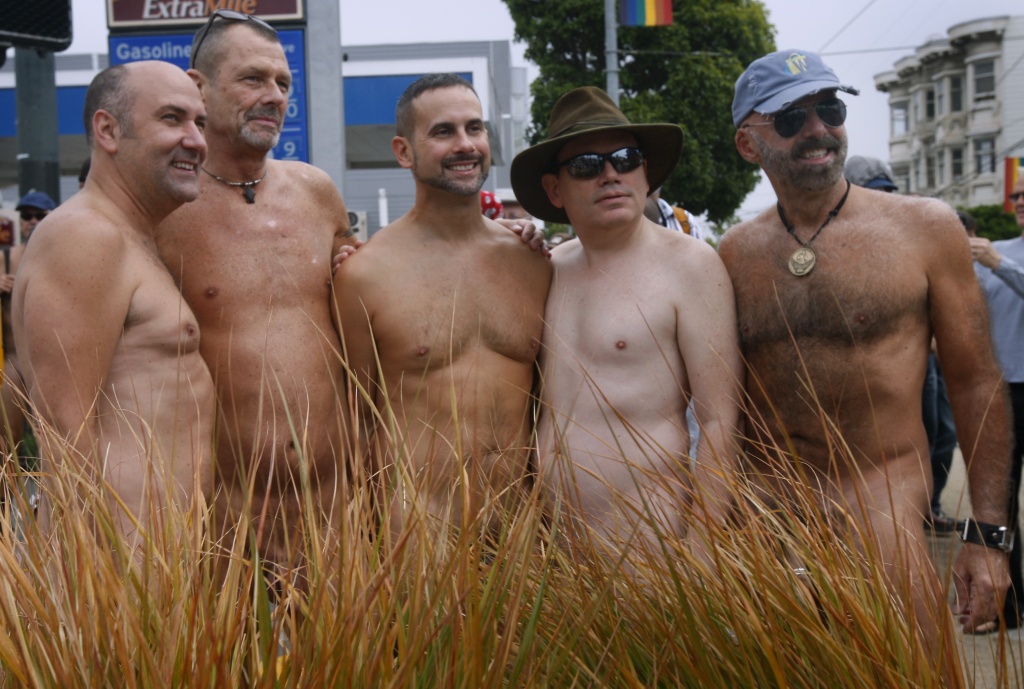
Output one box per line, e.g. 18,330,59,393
541,173,564,210
392,136,413,170
735,127,762,165
93,110,120,154
186,68,206,95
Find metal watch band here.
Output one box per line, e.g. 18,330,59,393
956,518,1015,553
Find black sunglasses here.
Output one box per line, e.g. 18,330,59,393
189,10,276,69
1010,192,1024,203
745,98,847,139
20,211,47,222
556,147,644,179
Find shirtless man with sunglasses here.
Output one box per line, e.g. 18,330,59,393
510,87,743,570
720,49,1012,677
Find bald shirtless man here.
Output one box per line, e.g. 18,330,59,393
335,74,551,544
721,50,1013,674
511,87,743,568
13,61,213,544
156,13,353,577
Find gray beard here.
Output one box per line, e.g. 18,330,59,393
755,132,848,192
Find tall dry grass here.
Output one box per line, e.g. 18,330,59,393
0,371,998,689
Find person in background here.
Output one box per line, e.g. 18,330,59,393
480,189,504,219
965,184,1024,628
0,191,57,458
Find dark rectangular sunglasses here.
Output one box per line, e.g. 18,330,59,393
557,146,644,179
747,98,847,139
189,10,277,69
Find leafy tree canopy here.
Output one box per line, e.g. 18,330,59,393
502,0,776,223
963,204,1021,241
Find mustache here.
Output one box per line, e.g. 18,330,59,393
792,134,841,157
245,106,283,124
443,154,484,167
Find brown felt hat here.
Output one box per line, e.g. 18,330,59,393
510,86,683,224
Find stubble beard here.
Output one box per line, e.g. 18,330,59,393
754,132,848,192
413,152,489,197
240,106,283,153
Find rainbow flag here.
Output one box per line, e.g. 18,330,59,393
1006,157,1021,212
619,0,673,26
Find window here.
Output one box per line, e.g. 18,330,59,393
892,103,909,136
975,138,996,175
926,156,936,188
925,90,935,120
952,147,964,179
897,171,911,193
974,61,995,99
950,76,963,111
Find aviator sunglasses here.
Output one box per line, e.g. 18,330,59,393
189,9,277,69
1009,192,1024,203
20,211,47,222
744,98,847,139
556,146,644,179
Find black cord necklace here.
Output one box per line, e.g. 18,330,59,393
776,178,851,277
202,167,266,204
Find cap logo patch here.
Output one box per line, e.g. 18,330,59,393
785,53,809,76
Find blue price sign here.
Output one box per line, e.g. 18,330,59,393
109,29,309,163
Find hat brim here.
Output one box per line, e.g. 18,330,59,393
511,123,683,225
749,82,859,122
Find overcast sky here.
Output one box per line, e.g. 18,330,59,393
70,0,1023,217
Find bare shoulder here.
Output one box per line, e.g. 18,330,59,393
27,200,129,267
719,207,773,258
273,160,338,199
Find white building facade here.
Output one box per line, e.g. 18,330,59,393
874,15,1024,207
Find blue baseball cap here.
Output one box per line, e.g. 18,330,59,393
15,191,57,212
732,50,859,128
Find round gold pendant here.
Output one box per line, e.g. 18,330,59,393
788,247,816,276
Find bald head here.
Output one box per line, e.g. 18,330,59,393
84,61,200,148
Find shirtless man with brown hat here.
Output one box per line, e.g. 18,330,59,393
511,86,743,569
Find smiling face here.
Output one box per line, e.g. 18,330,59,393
200,23,290,153
739,91,848,192
399,85,490,197
117,62,207,207
540,129,649,231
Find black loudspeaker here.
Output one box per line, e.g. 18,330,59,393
0,0,73,52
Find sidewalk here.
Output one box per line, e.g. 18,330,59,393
932,448,1023,688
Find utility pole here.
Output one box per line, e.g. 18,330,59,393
15,48,61,202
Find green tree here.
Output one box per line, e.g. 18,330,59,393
963,204,1021,241
502,0,775,223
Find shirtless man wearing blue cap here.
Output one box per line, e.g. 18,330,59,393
720,49,1013,675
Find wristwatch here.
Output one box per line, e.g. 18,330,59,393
957,518,1016,553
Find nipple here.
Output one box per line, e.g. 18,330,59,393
415,346,429,357
205,287,219,299
616,340,627,350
